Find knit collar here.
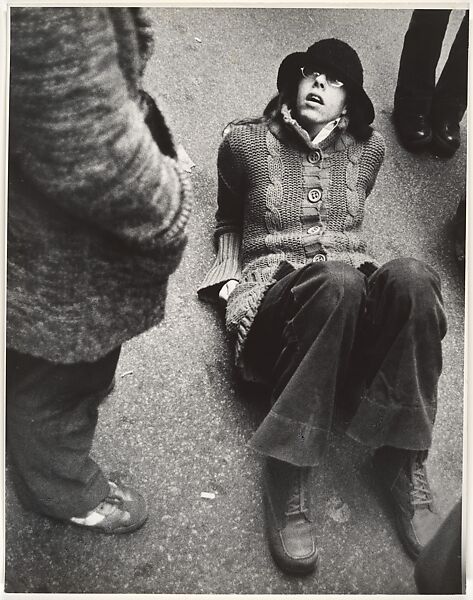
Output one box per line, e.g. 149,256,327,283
271,104,357,155
267,105,355,155
280,104,341,149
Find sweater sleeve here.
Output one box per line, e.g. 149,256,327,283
9,7,192,256
363,130,386,197
197,129,245,302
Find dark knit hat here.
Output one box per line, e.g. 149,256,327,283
277,38,375,124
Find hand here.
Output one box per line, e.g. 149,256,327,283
219,279,239,303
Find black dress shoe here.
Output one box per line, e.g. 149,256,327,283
264,458,318,575
393,110,432,151
432,116,461,158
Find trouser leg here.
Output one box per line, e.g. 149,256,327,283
244,262,361,574
6,346,121,520
245,261,366,466
395,10,451,113
433,12,469,122
346,258,447,450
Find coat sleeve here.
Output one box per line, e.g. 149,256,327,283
197,129,245,302
9,7,192,256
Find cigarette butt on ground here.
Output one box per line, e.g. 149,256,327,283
200,492,216,500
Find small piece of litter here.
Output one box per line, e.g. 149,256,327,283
120,370,133,377
194,37,202,43
160,514,173,522
200,492,216,500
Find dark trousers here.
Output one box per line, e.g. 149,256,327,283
395,10,469,121
6,346,121,519
244,259,446,467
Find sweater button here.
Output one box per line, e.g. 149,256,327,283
308,150,321,164
307,225,322,235
312,253,326,262
308,188,322,203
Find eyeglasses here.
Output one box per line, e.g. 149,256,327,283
300,66,344,88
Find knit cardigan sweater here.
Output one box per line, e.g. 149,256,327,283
198,109,385,373
8,8,192,363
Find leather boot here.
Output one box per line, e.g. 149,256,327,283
263,457,318,575
373,447,442,559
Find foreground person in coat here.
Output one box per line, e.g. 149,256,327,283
199,38,446,574
8,7,192,533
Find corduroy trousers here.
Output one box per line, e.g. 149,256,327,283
244,258,447,467
394,9,469,122
6,346,121,519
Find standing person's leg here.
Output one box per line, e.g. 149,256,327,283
394,10,451,150
432,12,469,156
243,261,366,574
345,258,447,558
7,347,148,533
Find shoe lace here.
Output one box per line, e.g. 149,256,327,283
95,488,124,515
410,461,433,507
286,472,306,517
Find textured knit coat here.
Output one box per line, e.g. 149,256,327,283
8,7,192,363
198,107,385,372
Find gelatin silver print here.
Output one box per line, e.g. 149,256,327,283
5,4,467,594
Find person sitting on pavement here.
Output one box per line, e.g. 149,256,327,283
198,38,447,575
7,7,192,534
393,9,468,157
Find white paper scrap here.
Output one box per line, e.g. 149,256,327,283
200,492,216,500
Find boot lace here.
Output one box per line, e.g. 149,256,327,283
286,471,306,517
410,461,433,507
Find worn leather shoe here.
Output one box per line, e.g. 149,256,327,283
69,481,148,534
264,458,318,575
432,116,461,158
373,448,442,559
393,110,432,151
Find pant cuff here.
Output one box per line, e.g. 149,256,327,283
248,410,330,467
345,393,434,451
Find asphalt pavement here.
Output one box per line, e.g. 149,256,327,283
4,7,468,595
